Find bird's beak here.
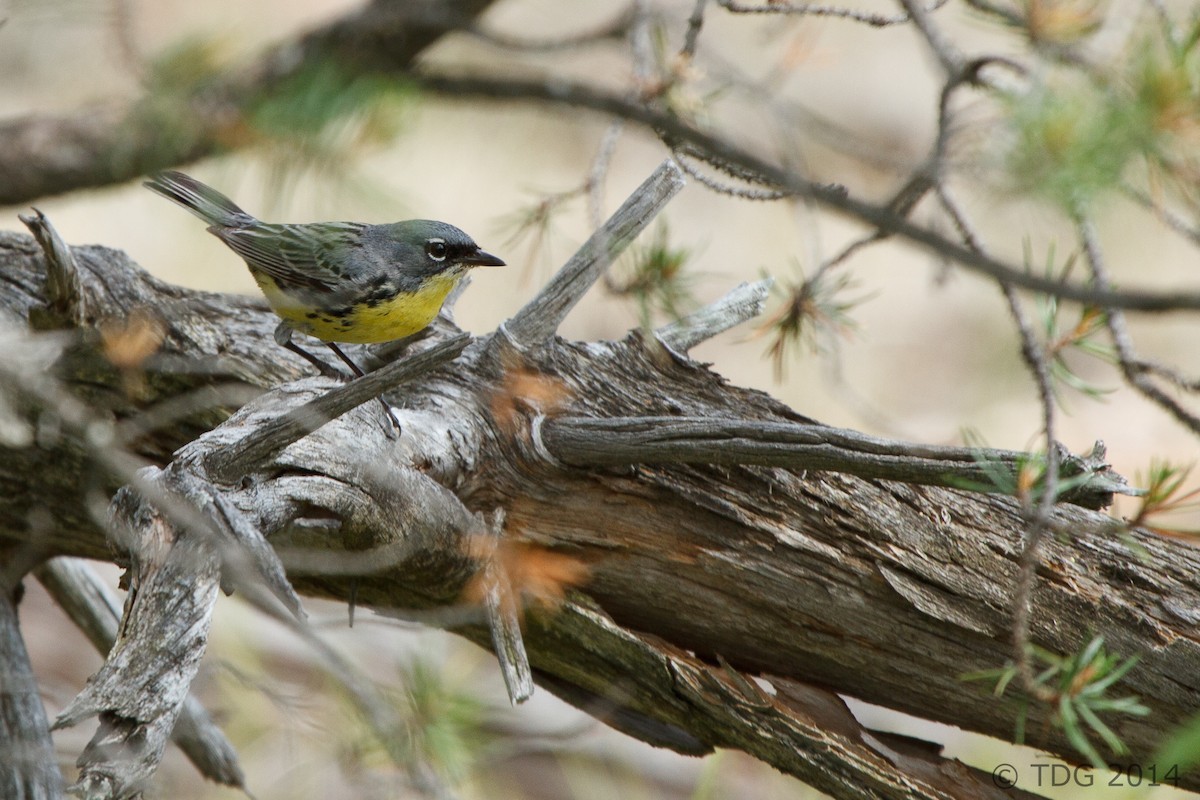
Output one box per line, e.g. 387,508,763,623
464,248,506,267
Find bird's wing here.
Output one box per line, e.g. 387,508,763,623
216,221,368,293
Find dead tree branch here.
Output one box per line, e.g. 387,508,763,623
34,558,244,789
0,583,62,800
0,166,1196,798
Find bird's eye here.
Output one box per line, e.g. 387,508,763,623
426,239,448,261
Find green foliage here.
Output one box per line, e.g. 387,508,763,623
1125,459,1200,537
612,223,698,328
341,657,489,789
248,59,415,170
1005,77,1152,208
962,635,1149,768
1156,711,1200,776
1004,21,1200,211
137,38,415,188
145,37,228,96
1028,241,1114,404
1131,31,1200,210
951,430,1094,505
756,266,862,379
401,659,488,784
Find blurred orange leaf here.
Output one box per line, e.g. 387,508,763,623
99,308,166,371
489,364,572,433
462,537,589,613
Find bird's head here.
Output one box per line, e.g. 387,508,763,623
376,220,505,282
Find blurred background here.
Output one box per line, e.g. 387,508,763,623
3,0,1199,796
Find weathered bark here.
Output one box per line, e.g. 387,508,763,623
0,584,63,800
34,558,244,789
0,179,1198,798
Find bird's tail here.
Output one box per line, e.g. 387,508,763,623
143,171,253,228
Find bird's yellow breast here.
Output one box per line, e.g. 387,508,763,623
254,271,464,344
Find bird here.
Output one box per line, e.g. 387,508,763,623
144,170,505,430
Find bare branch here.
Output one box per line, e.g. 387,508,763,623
655,279,773,353
477,514,534,705
934,183,1063,700
34,558,245,789
715,0,952,27
496,597,1037,800
18,210,84,329
540,416,1138,510
672,151,791,200
414,72,1200,313
1077,215,1200,434
205,332,471,481
679,0,708,59
1120,184,1200,248
893,0,963,74
501,160,686,347
0,587,63,800
54,502,221,798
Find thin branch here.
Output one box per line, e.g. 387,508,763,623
1005,289,1060,704
413,72,1200,314
1128,358,1200,393
206,332,471,481
679,0,709,59
934,183,1061,701
539,416,1138,510
113,383,264,448
1077,215,1200,434
894,0,963,75
672,151,791,201
655,279,773,353
501,160,686,347
587,121,624,229
715,0,952,27
1120,183,1200,247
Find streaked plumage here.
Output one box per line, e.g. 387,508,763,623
144,170,504,344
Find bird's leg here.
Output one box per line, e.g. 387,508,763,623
274,322,346,380
325,342,403,436
325,341,366,378
283,341,346,380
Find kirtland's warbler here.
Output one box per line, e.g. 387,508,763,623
144,170,504,394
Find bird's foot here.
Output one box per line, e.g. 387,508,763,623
380,398,402,439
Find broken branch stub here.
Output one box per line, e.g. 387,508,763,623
500,159,686,347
